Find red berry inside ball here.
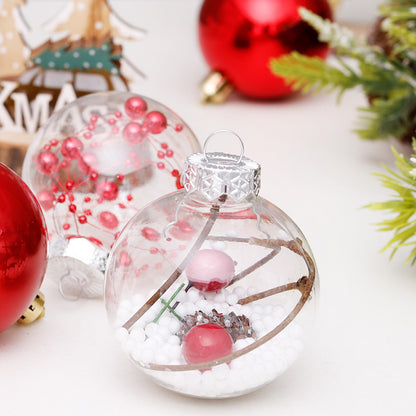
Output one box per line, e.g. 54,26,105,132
186,249,235,292
124,96,148,119
144,111,167,134
182,323,233,365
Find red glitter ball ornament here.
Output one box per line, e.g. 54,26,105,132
182,323,233,365
125,96,148,119
198,0,332,100
0,164,47,332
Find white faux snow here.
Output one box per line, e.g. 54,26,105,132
115,283,306,398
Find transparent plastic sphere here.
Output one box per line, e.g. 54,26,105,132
105,133,318,398
22,92,200,299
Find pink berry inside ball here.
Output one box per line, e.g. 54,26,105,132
182,323,233,365
186,249,235,292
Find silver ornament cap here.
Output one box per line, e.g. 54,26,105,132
181,130,261,202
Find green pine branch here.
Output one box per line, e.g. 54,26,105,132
368,144,416,264
270,2,416,141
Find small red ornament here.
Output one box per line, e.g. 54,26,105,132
182,323,234,365
0,164,47,332
61,137,84,160
198,0,332,100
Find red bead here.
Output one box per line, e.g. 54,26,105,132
123,122,145,145
150,247,158,255
78,215,87,224
175,124,183,132
37,151,59,175
88,124,95,131
144,111,167,134
66,180,75,191
198,0,332,99
166,149,174,157
50,139,58,146
126,194,133,201
157,151,165,159
99,211,119,230
0,164,47,332
63,223,70,230
84,197,91,203
61,137,83,160
108,118,116,125
90,171,98,181
84,209,92,216
125,96,148,119
115,111,122,118
161,143,168,149
57,194,66,203
84,132,92,139
37,190,55,211
157,162,165,169
182,323,233,365
96,180,118,201
171,169,180,177
69,204,77,213
90,114,98,123
116,174,124,182
118,251,132,267
141,227,161,241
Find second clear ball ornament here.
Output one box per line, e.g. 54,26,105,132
22,92,200,299
105,131,318,398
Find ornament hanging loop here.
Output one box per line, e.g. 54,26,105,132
203,130,245,164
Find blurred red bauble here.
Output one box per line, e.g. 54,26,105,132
198,0,333,101
0,164,48,332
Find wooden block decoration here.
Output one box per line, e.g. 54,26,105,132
0,0,145,175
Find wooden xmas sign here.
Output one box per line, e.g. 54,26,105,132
0,0,144,174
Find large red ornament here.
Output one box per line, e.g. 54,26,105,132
198,0,333,100
0,164,48,333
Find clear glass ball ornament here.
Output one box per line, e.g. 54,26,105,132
22,92,200,300
105,131,318,398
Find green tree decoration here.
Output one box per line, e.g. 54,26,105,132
368,142,416,264
270,1,416,142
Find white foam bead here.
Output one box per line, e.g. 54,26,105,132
139,348,154,364
144,322,159,337
251,312,261,322
156,325,171,340
212,364,230,381
166,335,180,347
167,345,182,361
273,305,286,320
214,291,226,303
168,319,181,334
252,320,265,334
263,315,275,330
175,303,186,316
201,369,215,387
253,305,264,314
154,352,169,364
119,299,132,311
232,286,246,298
195,299,209,312
185,370,202,385
158,315,171,327
182,301,196,315
130,327,145,343
187,287,201,303
226,293,238,306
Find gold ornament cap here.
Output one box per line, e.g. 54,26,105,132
18,292,45,325
200,71,233,104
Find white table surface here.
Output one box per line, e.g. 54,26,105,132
1,1,416,415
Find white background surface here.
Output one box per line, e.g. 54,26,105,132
1,1,416,415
